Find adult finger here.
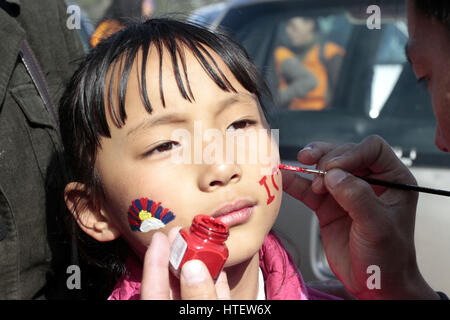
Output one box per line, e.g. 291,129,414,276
297,141,337,166
323,168,392,232
315,142,357,172
180,260,218,300
281,169,325,211
297,141,353,195
325,135,415,184
141,232,171,300
311,142,357,194
215,271,231,300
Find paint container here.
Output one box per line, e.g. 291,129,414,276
169,215,229,281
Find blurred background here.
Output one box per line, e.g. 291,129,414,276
70,0,228,49
71,0,225,26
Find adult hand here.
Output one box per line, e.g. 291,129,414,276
282,135,439,299
140,228,231,300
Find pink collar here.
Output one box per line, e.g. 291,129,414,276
258,232,309,299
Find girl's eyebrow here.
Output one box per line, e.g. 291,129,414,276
127,93,258,138
127,113,188,138
216,92,258,116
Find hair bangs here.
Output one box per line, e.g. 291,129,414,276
98,19,270,132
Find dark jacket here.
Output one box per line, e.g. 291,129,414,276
0,0,85,299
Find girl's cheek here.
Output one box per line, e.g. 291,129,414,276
258,166,282,206
253,128,281,205
253,129,280,177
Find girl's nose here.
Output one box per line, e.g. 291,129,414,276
198,163,242,192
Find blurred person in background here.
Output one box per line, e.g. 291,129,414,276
275,16,345,110
90,0,155,47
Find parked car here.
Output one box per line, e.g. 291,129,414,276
211,0,450,292
188,2,228,26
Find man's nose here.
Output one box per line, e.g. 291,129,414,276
435,126,449,152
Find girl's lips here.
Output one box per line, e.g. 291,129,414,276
214,205,255,228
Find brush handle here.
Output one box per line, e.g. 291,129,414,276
360,176,450,197
279,164,450,197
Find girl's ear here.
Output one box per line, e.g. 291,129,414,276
64,182,121,242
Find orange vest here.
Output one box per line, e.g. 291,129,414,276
275,42,345,110
90,20,125,48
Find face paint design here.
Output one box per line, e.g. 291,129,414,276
128,198,175,232
259,176,275,205
259,166,280,205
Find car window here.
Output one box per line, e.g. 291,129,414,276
369,23,406,118
231,5,431,119
234,10,352,112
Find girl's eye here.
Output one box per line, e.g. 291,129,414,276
145,141,179,157
227,119,257,131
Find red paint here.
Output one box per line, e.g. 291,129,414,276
271,171,279,191
169,215,229,281
259,175,275,204
278,163,308,173
259,167,280,204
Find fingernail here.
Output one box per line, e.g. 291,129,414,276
181,260,207,285
300,146,320,159
325,169,348,189
300,146,313,152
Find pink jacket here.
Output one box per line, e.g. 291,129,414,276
108,232,340,300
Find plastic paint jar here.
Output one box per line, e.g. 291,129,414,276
169,214,229,280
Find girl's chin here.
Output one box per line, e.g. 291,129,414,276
223,238,262,268
222,250,261,275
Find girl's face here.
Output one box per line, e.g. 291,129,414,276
94,46,282,267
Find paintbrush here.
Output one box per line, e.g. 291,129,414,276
278,164,450,197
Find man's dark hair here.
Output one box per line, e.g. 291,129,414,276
59,17,271,292
414,0,450,30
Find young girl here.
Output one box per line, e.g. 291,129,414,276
59,18,338,300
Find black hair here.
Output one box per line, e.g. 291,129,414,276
414,0,450,30
59,18,272,285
